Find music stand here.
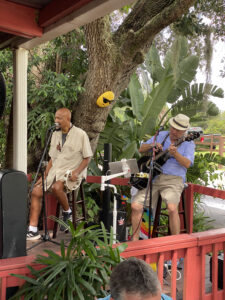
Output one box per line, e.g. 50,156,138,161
27,129,61,251
101,159,138,243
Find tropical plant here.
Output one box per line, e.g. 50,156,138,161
186,152,225,232
98,36,223,162
10,222,127,300
187,152,225,186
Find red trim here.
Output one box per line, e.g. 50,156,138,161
191,183,225,200
0,1,42,38
39,0,94,27
86,175,130,186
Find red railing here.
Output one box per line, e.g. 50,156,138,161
1,177,225,299
1,229,225,300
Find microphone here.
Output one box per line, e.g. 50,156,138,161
48,122,59,131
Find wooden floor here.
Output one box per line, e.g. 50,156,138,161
26,230,72,256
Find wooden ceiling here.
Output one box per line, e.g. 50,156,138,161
0,0,134,50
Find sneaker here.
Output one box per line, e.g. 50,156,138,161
60,212,72,231
26,230,41,241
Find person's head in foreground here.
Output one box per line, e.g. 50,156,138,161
109,257,161,300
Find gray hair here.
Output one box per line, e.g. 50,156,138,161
110,257,161,300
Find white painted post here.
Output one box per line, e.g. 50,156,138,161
13,48,28,173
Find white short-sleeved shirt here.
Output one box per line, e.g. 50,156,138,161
45,125,93,190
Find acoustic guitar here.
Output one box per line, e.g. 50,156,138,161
130,132,200,190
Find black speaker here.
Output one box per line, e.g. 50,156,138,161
0,169,27,259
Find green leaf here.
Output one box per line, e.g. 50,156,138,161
140,75,174,138
146,45,164,82
128,73,144,121
119,140,138,159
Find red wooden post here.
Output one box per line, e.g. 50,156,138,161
171,250,178,299
183,244,201,300
157,253,165,288
212,243,219,299
219,136,224,157
185,184,194,234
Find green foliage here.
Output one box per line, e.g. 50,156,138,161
186,152,225,232
10,222,127,300
171,83,223,118
27,29,87,152
173,12,206,37
187,152,224,186
86,196,100,222
193,209,214,233
204,111,225,135
0,49,13,167
99,36,222,162
28,71,84,147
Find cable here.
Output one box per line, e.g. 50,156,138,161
164,263,182,281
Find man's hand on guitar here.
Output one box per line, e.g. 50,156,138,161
154,143,163,152
168,144,177,156
139,142,162,153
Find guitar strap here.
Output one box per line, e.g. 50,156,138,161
160,132,170,149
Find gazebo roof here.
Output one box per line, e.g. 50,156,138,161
0,0,133,50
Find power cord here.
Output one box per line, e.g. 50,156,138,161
163,262,182,281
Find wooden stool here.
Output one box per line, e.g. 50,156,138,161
52,179,87,238
152,184,188,237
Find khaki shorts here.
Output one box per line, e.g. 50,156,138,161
131,174,184,210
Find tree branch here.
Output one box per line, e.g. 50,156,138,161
119,0,196,59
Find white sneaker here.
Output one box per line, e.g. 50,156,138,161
26,230,41,241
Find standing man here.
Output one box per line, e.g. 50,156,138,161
98,257,172,300
131,114,195,241
27,108,93,240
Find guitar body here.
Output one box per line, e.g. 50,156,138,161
130,174,148,190
130,153,167,190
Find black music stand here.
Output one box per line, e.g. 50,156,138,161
27,128,61,251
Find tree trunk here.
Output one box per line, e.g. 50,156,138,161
73,0,196,153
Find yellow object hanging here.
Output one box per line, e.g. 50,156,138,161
96,91,115,107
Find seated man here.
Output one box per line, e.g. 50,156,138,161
98,257,172,300
27,108,93,240
131,114,195,241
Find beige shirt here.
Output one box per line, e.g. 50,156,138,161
45,125,93,190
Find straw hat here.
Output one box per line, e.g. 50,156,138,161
169,114,190,131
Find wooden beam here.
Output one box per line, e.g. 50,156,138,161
0,1,42,38
39,0,94,27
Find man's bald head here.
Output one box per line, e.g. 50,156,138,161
55,108,72,133
56,108,71,121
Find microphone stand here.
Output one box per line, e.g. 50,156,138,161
145,128,162,239
27,128,60,251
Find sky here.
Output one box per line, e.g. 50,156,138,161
210,41,225,112
197,40,225,112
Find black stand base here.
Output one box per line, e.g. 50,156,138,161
27,232,61,251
